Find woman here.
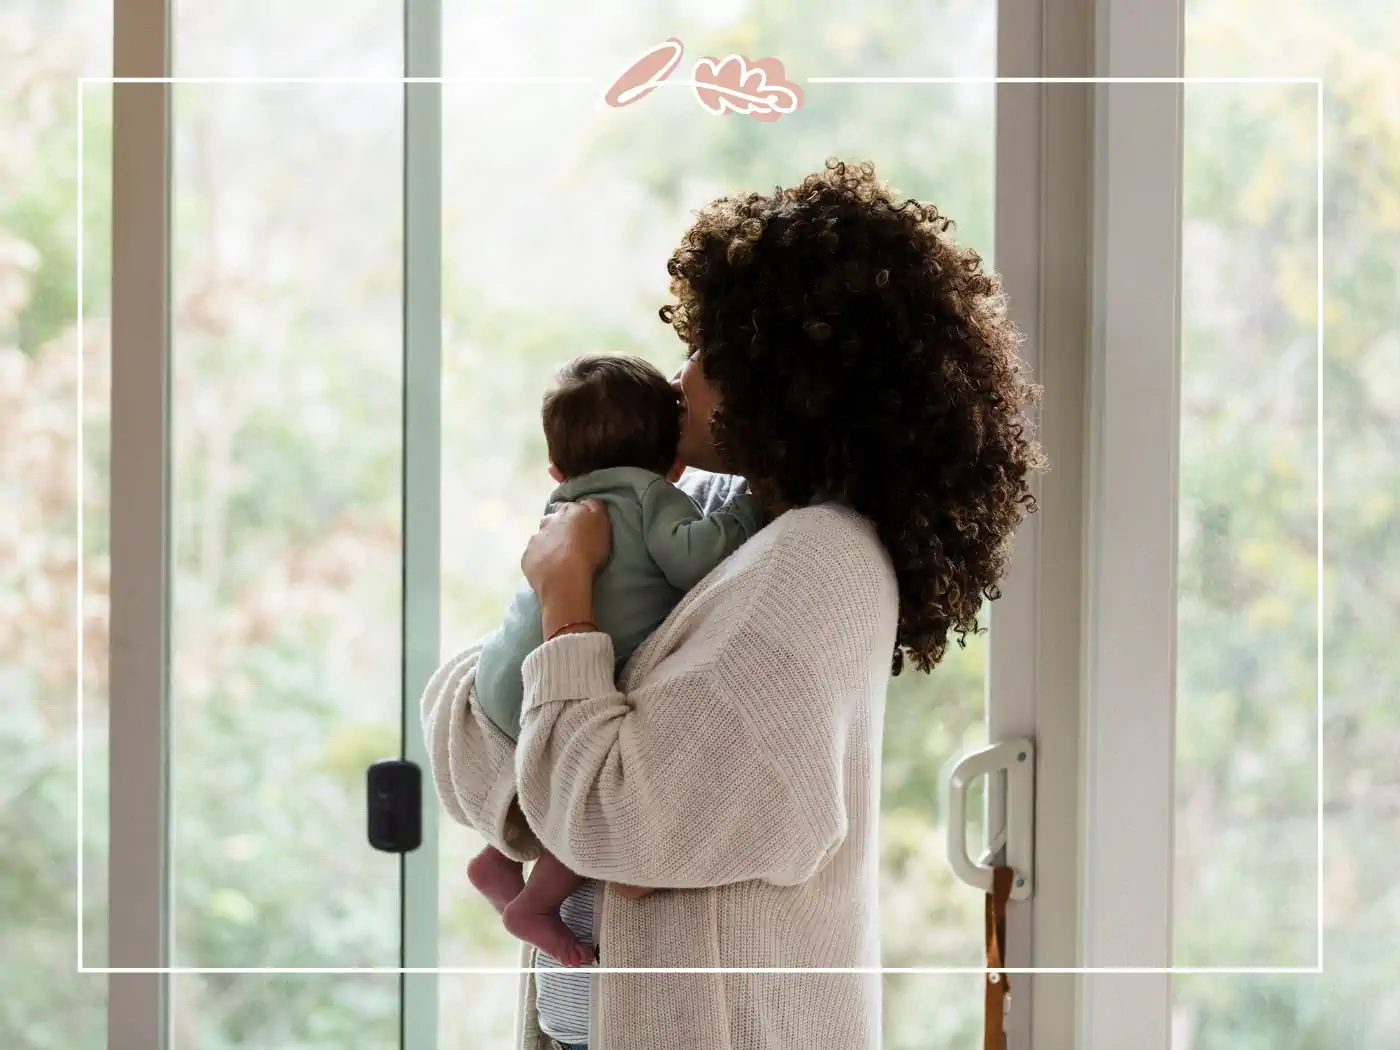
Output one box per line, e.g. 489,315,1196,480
422,160,1044,1050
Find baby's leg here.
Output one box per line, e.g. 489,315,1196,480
502,851,592,967
466,845,525,916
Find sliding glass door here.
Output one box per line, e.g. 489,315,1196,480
32,0,1387,1048
428,2,1002,1046
81,0,1393,1047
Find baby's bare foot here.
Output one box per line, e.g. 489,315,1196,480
502,898,594,967
467,851,525,916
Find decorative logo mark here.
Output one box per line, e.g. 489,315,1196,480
693,56,801,122
605,38,803,122
604,38,686,108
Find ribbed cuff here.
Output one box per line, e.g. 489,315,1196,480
477,714,541,862
521,631,617,713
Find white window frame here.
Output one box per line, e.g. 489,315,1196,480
992,0,1073,1044
104,0,1186,1046
991,0,1103,1045
1080,0,1185,1046
991,0,1185,1047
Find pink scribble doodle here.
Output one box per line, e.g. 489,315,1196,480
603,38,803,123
693,55,802,122
604,38,686,108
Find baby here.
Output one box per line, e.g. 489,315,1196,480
469,353,762,966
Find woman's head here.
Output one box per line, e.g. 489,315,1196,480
673,352,724,472
660,159,1046,675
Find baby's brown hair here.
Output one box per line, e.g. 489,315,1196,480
542,355,681,480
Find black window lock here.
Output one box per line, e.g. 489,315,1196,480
366,758,422,853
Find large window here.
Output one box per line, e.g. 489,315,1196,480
1172,0,1399,1046
162,2,407,1043
10,0,1394,1049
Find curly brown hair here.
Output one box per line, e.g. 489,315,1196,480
660,159,1046,675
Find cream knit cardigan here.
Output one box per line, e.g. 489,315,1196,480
421,501,898,1050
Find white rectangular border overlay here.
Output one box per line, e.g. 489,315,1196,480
77,74,1324,975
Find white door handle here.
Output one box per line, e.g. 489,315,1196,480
944,737,1034,901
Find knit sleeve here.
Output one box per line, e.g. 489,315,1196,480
419,641,543,862
515,519,885,888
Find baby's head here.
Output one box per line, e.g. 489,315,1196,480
542,354,684,484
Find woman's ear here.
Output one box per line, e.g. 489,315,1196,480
666,456,686,483
548,463,565,483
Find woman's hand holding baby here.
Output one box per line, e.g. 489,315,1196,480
523,498,612,639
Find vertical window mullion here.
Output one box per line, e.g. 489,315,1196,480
992,3,1098,1049
991,0,1045,1042
108,0,173,1048
400,0,443,1047
1081,0,1185,1045
1023,0,1097,1046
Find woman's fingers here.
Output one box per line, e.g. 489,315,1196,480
537,499,573,529
578,500,613,563
521,498,614,594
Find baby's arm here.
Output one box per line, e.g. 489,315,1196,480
640,481,763,591
473,586,546,741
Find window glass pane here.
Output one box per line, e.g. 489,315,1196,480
1174,74,1320,971
438,2,995,1046
165,4,404,1044
171,975,398,1049
1173,0,1397,1045
436,976,521,1049
2,0,111,1045
174,0,400,78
